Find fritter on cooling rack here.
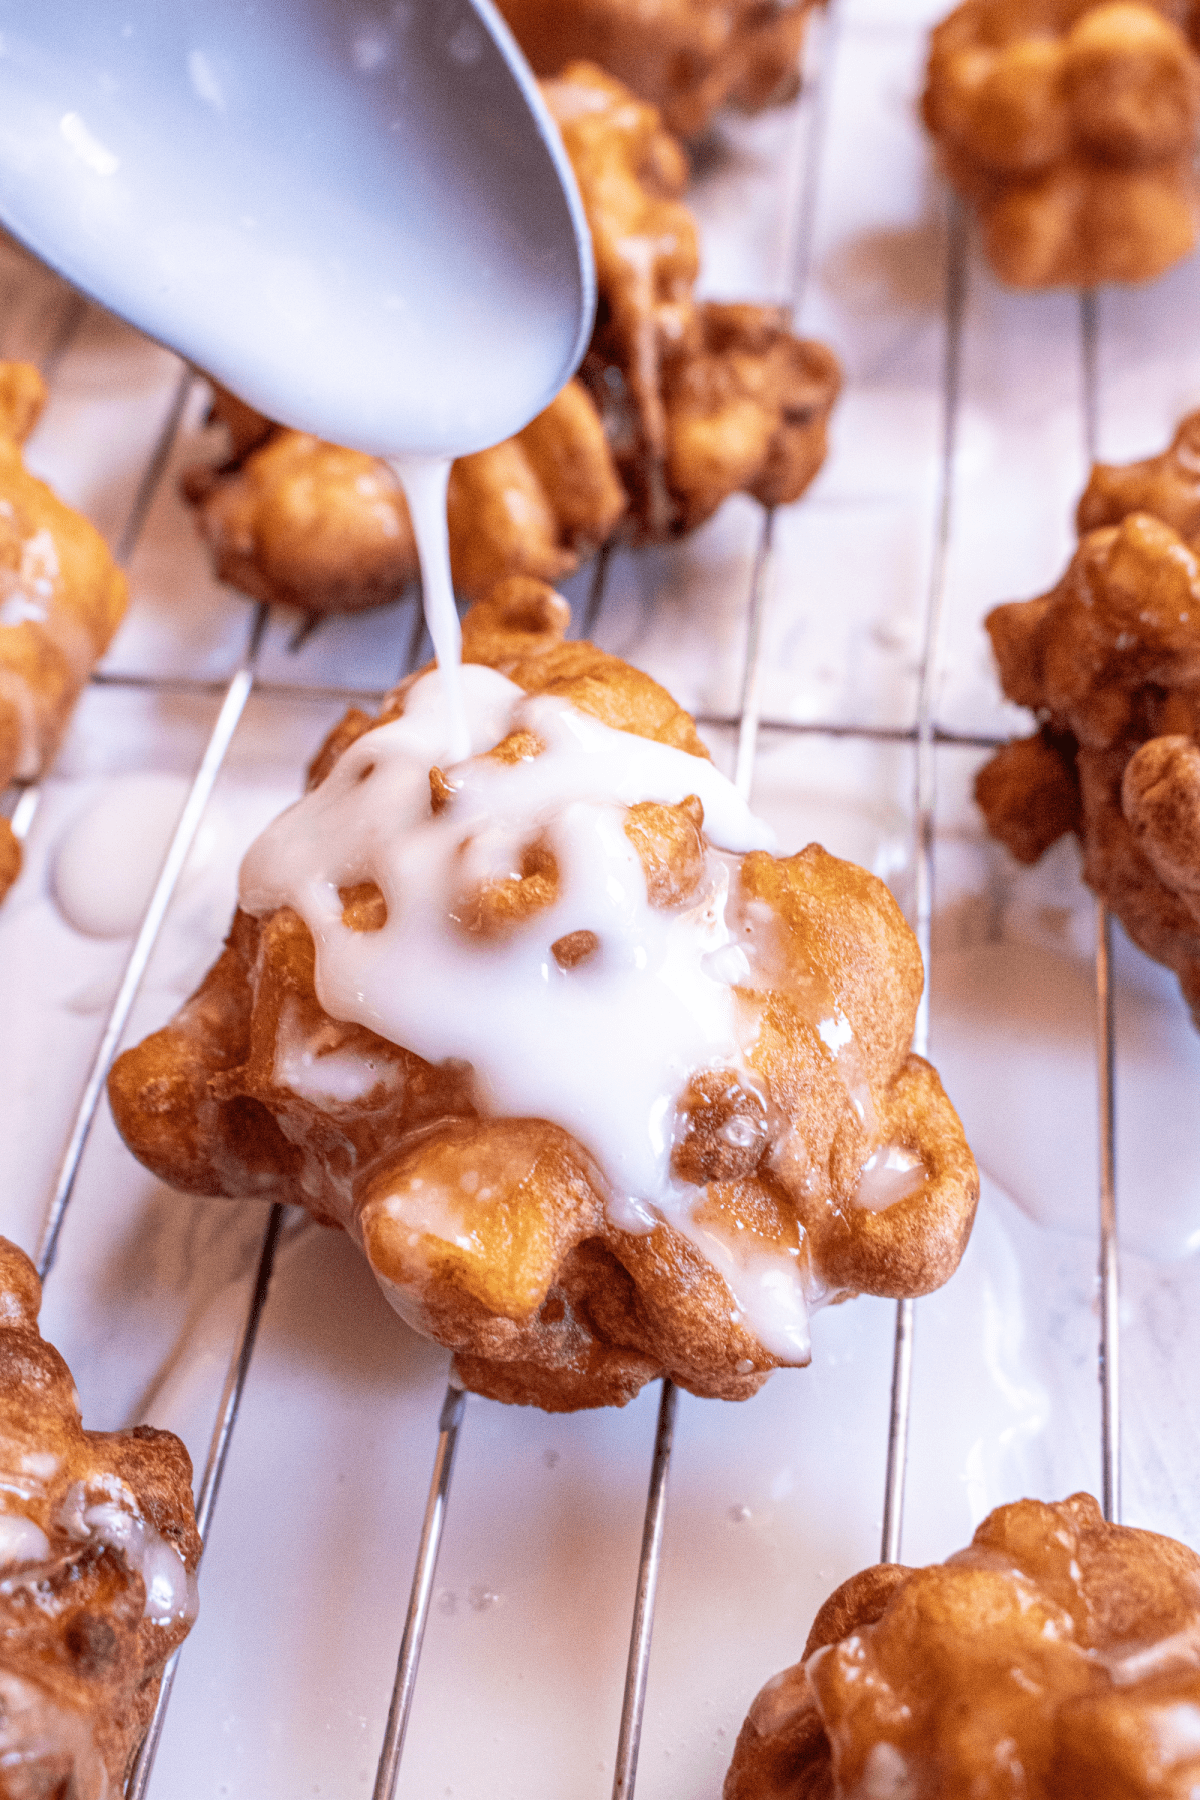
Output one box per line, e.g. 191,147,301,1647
976,413,1200,1022
109,577,976,1413
547,64,840,539
922,0,1200,288
0,362,128,902
725,1492,1200,1800
183,377,627,617
0,1236,200,1798
182,65,839,617
495,0,820,139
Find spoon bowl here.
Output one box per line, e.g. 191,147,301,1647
0,0,595,456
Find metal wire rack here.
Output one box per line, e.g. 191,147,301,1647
0,3,1155,1793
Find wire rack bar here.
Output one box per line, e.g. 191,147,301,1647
602,22,848,1785
783,0,844,313
371,1382,468,1800
581,541,614,641
115,365,197,566
361,534,628,1794
599,21,851,1790
611,1379,678,1800
36,601,269,1279
37,290,87,382
733,512,776,801
126,1203,286,1799
1095,902,1121,1524
880,193,968,1566
1078,286,1121,1525
705,714,1003,748
76,664,1014,753
362,530,628,1795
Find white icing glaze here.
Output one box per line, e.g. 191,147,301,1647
0,526,59,627
19,1450,60,1481
392,456,470,763
60,1479,197,1626
666,1194,813,1362
273,996,388,1106
857,1741,916,1798
241,666,773,1201
542,76,613,125
52,773,217,940
0,1511,50,1567
1141,1698,1200,1769
0,529,101,782
1103,1617,1200,1688
853,1146,925,1213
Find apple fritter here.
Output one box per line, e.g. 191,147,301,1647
548,63,840,538
0,1236,201,1798
496,0,821,139
975,429,1200,1021
923,0,1200,288
0,361,128,902
725,1493,1200,1800
182,377,626,616
109,577,976,1413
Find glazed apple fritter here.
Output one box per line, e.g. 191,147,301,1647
923,0,1200,288
725,1493,1200,1800
550,63,841,539
0,361,128,902
976,413,1200,1022
182,65,839,617
0,1236,201,1798
496,0,821,139
108,577,976,1413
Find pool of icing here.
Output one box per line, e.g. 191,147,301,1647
3,0,1200,1793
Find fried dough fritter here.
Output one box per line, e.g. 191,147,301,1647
108,577,976,1413
496,0,821,139
725,1493,1200,1800
922,0,1200,288
975,422,1200,1019
182,377,626,616
0,361,128,902
0,1237,201,1797
549,63,840,538
182,67,839,616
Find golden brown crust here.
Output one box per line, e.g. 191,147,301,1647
923,0,1200,288
108,579,977,1411
725,1566,907,1800
1078,407,1200,544
976,491,1200,1021
726,1494,1200,1800
0,361,128,802
0,817,19,903
495,0,821,140
0,1237,201,1797
974,728,1082,863
1122,733,1200,908
181,69,838,615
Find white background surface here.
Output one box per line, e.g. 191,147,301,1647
4,0,1200,1794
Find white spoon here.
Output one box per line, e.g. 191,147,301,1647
0,0,595,457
